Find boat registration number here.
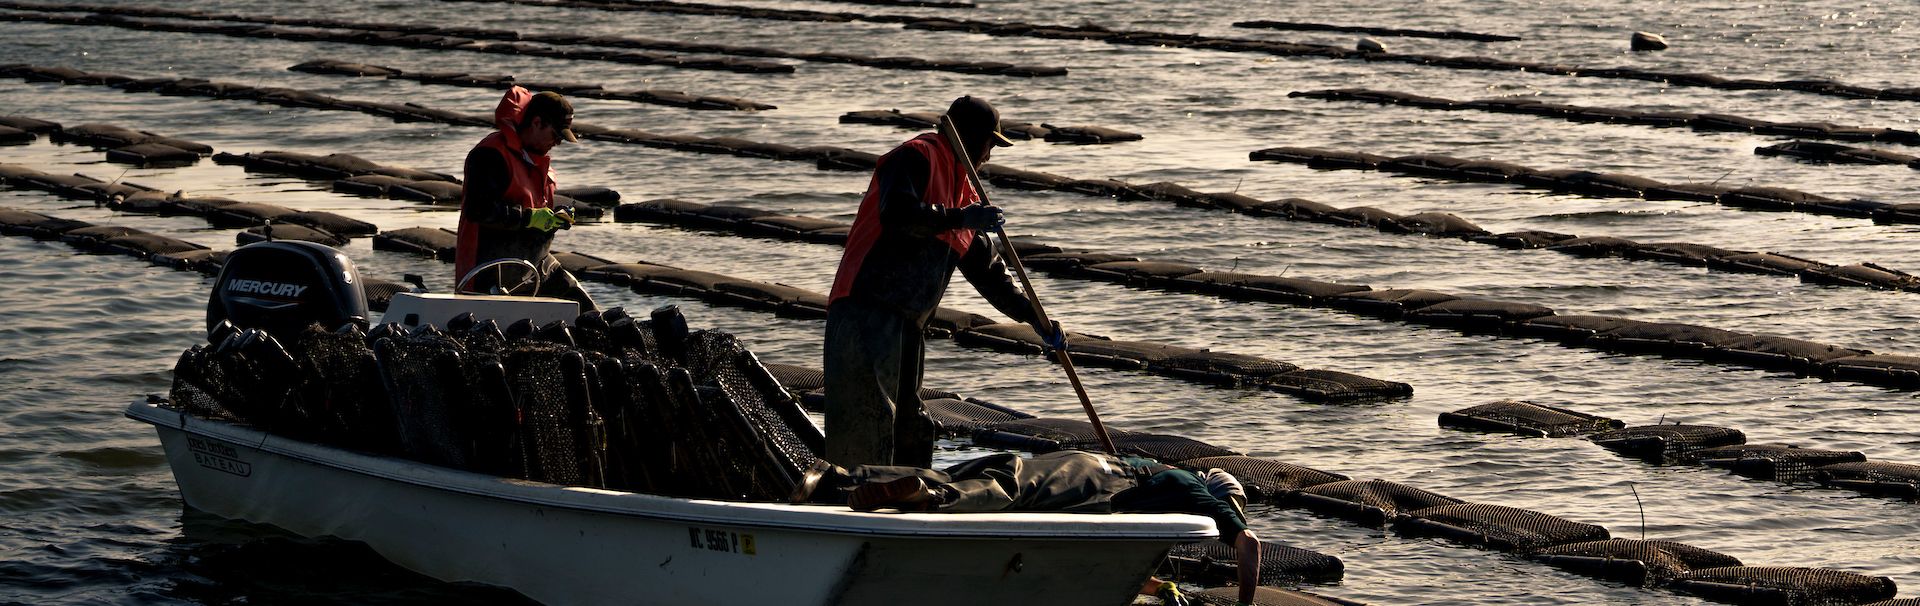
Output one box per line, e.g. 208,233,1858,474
688,527,756,556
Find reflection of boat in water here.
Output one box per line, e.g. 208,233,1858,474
128,241,1215,606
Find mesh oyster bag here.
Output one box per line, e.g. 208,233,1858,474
1164,540,1345,585
1396,503,1610,552
1439,400,1623,437
1174,456,1348,501
1532,539,1742,585
1669,566,1897,606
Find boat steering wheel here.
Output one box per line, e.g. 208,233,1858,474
456,259,541,297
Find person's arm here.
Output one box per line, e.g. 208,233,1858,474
957,233,1040,325
1235,528,1260,604
460,146,527,229
875,148,965,238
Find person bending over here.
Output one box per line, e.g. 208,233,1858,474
794,450,1261,605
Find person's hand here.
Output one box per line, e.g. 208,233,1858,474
1040,320,1068,351
1155,582,1190,606
553,206,577,230
527,207,567,232
957,203,1004,230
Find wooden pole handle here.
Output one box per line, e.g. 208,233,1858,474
937,116,1119,456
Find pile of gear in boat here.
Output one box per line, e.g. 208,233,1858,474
166,248,826,501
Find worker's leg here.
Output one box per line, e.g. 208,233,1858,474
824,299,905,467
891,325,936,467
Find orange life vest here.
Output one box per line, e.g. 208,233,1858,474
829,133,977,302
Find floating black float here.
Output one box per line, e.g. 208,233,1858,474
1439,400,1623,437
1534,539,1744,587
1395,503,1610,553
1166,541,1345,585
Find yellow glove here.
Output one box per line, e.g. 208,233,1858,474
1155,582,1190,606
527,207,565,232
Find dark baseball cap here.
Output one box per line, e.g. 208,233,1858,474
527,90,577,142
947,95,1014,148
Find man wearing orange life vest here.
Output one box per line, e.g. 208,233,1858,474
824,96,1062,468
455,86,596,310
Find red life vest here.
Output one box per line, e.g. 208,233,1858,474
455,87,556,281
829,133,977,302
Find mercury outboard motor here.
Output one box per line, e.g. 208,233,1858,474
207,241,368,341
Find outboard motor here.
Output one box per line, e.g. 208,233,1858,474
207,241,368,341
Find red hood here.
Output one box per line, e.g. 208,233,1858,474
492,85,532,151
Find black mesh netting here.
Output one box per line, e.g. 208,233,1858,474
1065,339,1205,369
1812,461,1920,498
923,398,1034,434
165,308,832,501
974,417,1130,447
1439,400,1624,437
1153,352,1302,386
763,362,826,392
1174,456,1348,501
678,330,824,499
286,324,398,453
1062,434,1239,463
1262,369,1413,401
1397,503,1610,552
170,326,334,440
1164,540,1345,585
374,328,483,471
1533,539,1743,582
500,340,604,487
1290,480,1464,526
1671,567,1898,606
1191,587,1365,606
1691,444,1868,481
1590,425,1747,463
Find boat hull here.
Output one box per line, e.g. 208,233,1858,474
129,402,1214,606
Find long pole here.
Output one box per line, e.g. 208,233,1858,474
937,116,1119,456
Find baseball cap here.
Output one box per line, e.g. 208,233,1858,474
526,90,577,143
946,95,1014,148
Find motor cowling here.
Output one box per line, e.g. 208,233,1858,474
207,241,368,341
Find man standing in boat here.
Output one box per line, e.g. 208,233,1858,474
455,86,597,310
824,96,1063,468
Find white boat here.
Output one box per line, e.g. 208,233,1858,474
129,243,1217,606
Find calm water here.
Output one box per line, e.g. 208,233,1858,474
4,0,1920,604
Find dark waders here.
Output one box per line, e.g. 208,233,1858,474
823,296,936,468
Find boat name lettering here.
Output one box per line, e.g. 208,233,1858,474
187,436,251,477
225,279,308,298
687,527,755,556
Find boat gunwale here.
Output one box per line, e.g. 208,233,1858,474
126,400,1220,541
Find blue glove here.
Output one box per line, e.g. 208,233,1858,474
1041,320,1068,351
957,203,1004,230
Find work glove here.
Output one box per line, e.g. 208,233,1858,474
1040,320,1068,351
957,203,1004,230
527,207,567,232
1155,582,1190,606
554,206,577,229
